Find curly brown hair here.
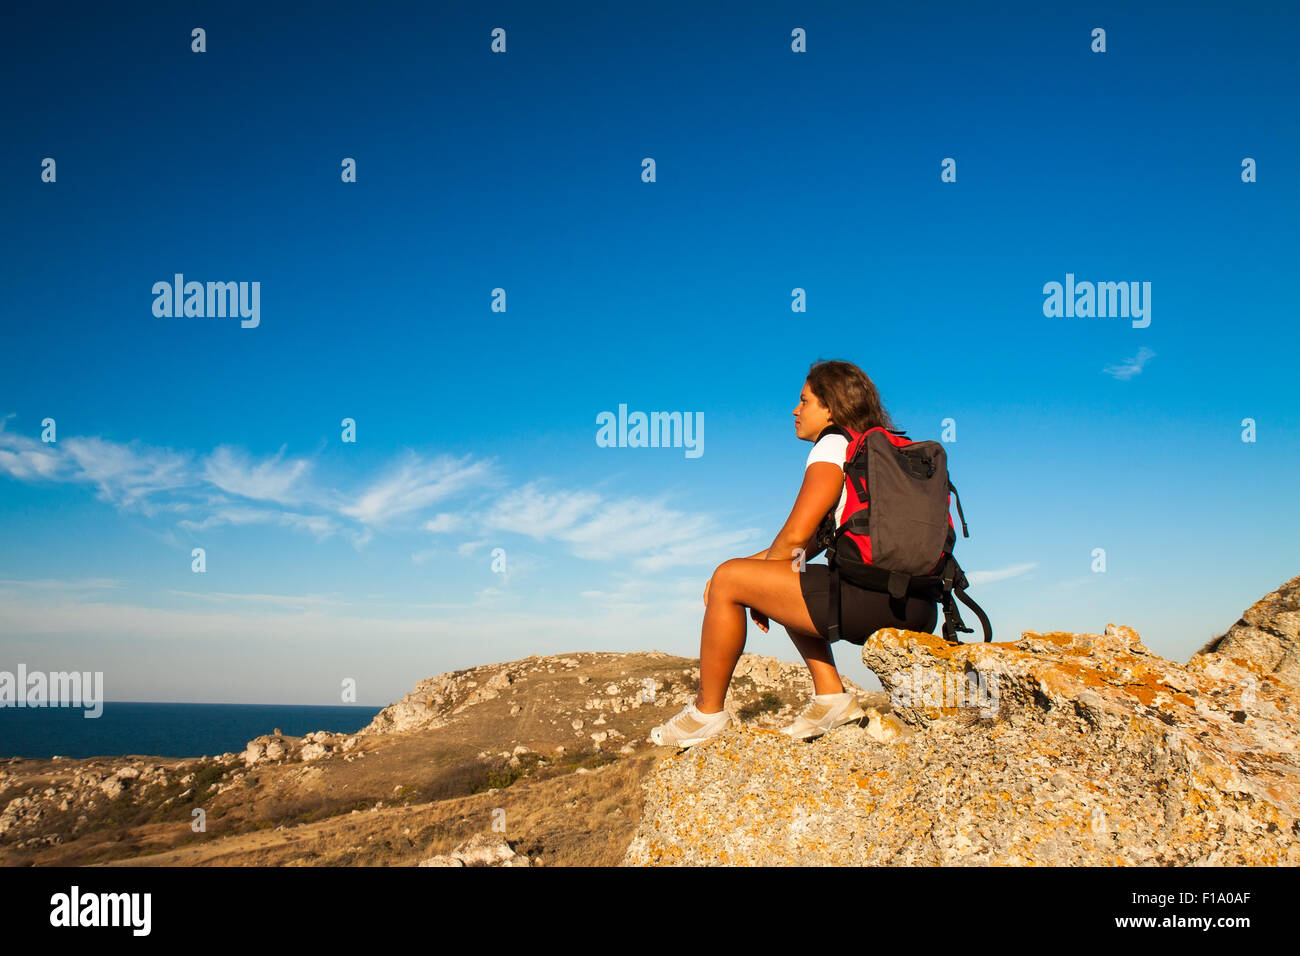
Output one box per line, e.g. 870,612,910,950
805,359,900,434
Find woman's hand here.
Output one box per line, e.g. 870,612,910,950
703,575,711,607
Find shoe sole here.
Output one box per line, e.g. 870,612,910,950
786,704,868,740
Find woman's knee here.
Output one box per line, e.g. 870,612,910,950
710,558,748,600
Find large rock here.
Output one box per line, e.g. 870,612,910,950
417,832,531,867
1196,574,1300,688
623,576,1300,866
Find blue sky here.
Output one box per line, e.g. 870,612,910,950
1,0,1296,705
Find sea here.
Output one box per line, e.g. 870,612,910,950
0,702,384,760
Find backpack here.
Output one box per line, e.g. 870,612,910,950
812,423,993,644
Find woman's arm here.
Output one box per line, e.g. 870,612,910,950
706,466,840,607
747,531,824,562
760,462,843,563
798,531,826,563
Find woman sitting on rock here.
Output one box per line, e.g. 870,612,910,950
649,359,940,747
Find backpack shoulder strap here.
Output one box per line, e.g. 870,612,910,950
814,424,852,444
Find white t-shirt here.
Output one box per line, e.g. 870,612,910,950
805,432,849,526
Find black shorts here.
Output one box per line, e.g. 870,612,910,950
798,562,938,645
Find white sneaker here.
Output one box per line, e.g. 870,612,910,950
649,702,733,747
782,693,866,740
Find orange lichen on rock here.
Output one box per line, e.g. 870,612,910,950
624,573,1300,866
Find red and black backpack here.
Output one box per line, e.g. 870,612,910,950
812,423,993,644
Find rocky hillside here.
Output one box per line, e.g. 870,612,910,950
623,574,1300,865
0,651,865,866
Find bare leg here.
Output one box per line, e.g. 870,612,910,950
786,626,846,695
694,558,848,713
695,596,746,713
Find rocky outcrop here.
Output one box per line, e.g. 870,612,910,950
0,759,188,849
417,832,534,867
1196,575,1300,688
0,730,371,851
241,730,359,768
364,663,533,735
623,575,1300,866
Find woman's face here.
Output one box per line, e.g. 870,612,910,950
792,381,833,441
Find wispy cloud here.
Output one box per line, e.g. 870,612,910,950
0,418,495,543
62,436,196,512
0,417,196,513
0,414,62,480
480,482,759,571
341,452,496,526
178,504,340,540
203,445,313,505
1103,346,1156,380
414,539,517,567
422,512,467,534
0,418,751,573
964,562,1037,586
